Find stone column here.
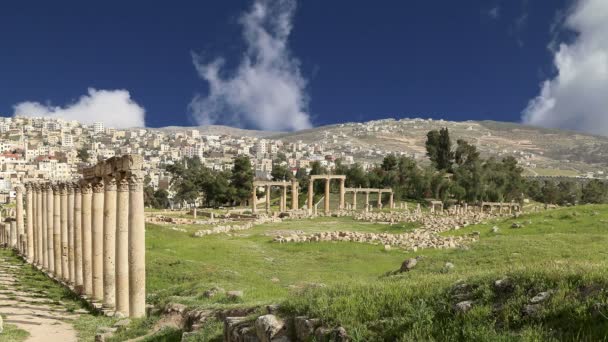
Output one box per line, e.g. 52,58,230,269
46,184,55,273
116,176,130,316
308,180,314,214
281,185,287,212
41,185,48,269
324,178,330,215
339,179,345,210
32,184,39,264
128,173,146,318
60,184,69,281
16,186,24,253
103,175,117,309
251,186,257,214
53,184,62,278
265,185,271,213
377,191,382,209
352,191,357,210
67,184,75,284
291,180,298,210
81,181,93,296
10,220,17,248
25,184,34,260
74,183,83,289
389,193,394,209
92,179,105,301
365,192,370,212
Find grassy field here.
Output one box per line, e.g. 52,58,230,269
146,205,608,341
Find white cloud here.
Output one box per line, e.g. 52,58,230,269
13,88,146,128
523,0,608,136
488,6,500,19
189,0,312,131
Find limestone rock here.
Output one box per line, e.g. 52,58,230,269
0,314,3,334
491,226,499,233
255,315,286,342
530,291,551,304
400,258,417,272
454,300,473,313
294,316,320,341
227,290,244,300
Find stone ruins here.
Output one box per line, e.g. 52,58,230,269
0,155,146,318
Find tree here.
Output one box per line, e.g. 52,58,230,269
271,161,292,181
581,179,607,204
231,156,254,205
426,128,454,172
77,148,90,162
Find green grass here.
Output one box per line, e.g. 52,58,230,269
145,204,608,341
0,321,29,342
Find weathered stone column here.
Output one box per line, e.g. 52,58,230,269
339,179,345,210
308,181,314,214
128,173,146,318
32,184,39,263
41,185,48,269
53,184,62,278
74,183,83,289
46,184,55,273
281,185,287,212
92,179,105,301
265,185,271,213
324,178,330,215
352,191,357,210
25,184,34,260
67,184,75,284
389,193,394,209
291,180,298,210
365,192,370,212
116,176,130,316
251,186,257,214
81,181,93,296
16,186,24,253
60,184,69,281
10,220,17,248
103,175,117,309
377,191,382,208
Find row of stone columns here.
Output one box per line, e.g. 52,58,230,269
252,180,299,214
8,155,146,318
307,176,347,215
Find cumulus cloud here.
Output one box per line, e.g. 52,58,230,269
522,0,608,136
13,88,146,128
189,0,312,131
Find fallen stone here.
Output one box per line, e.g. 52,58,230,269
454,300,473,313
255,314,286,342
530,291,551,304
227,290,244,300
400,258,417,272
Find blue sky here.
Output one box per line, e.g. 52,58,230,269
2,0,607,134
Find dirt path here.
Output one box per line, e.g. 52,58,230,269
0,258,87,342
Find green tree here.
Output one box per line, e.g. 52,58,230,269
231,155,254,205
77,148,90,162
426,128,454,171
581,179,607,204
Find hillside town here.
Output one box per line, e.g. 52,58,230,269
1,116,606,204
0,116,361,202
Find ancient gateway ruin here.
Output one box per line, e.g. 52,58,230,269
344,187,394,211
251,180,299,214
0,155,146,318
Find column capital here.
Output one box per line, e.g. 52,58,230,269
79,180,93,194
117,175,129,192
128,172,145,191
15,185,24,194
51,183,61,194
73,181,82,194
59,183,68,196
103,175,118,191
92,179,105,193
31,183,40,192
24,183,32,192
